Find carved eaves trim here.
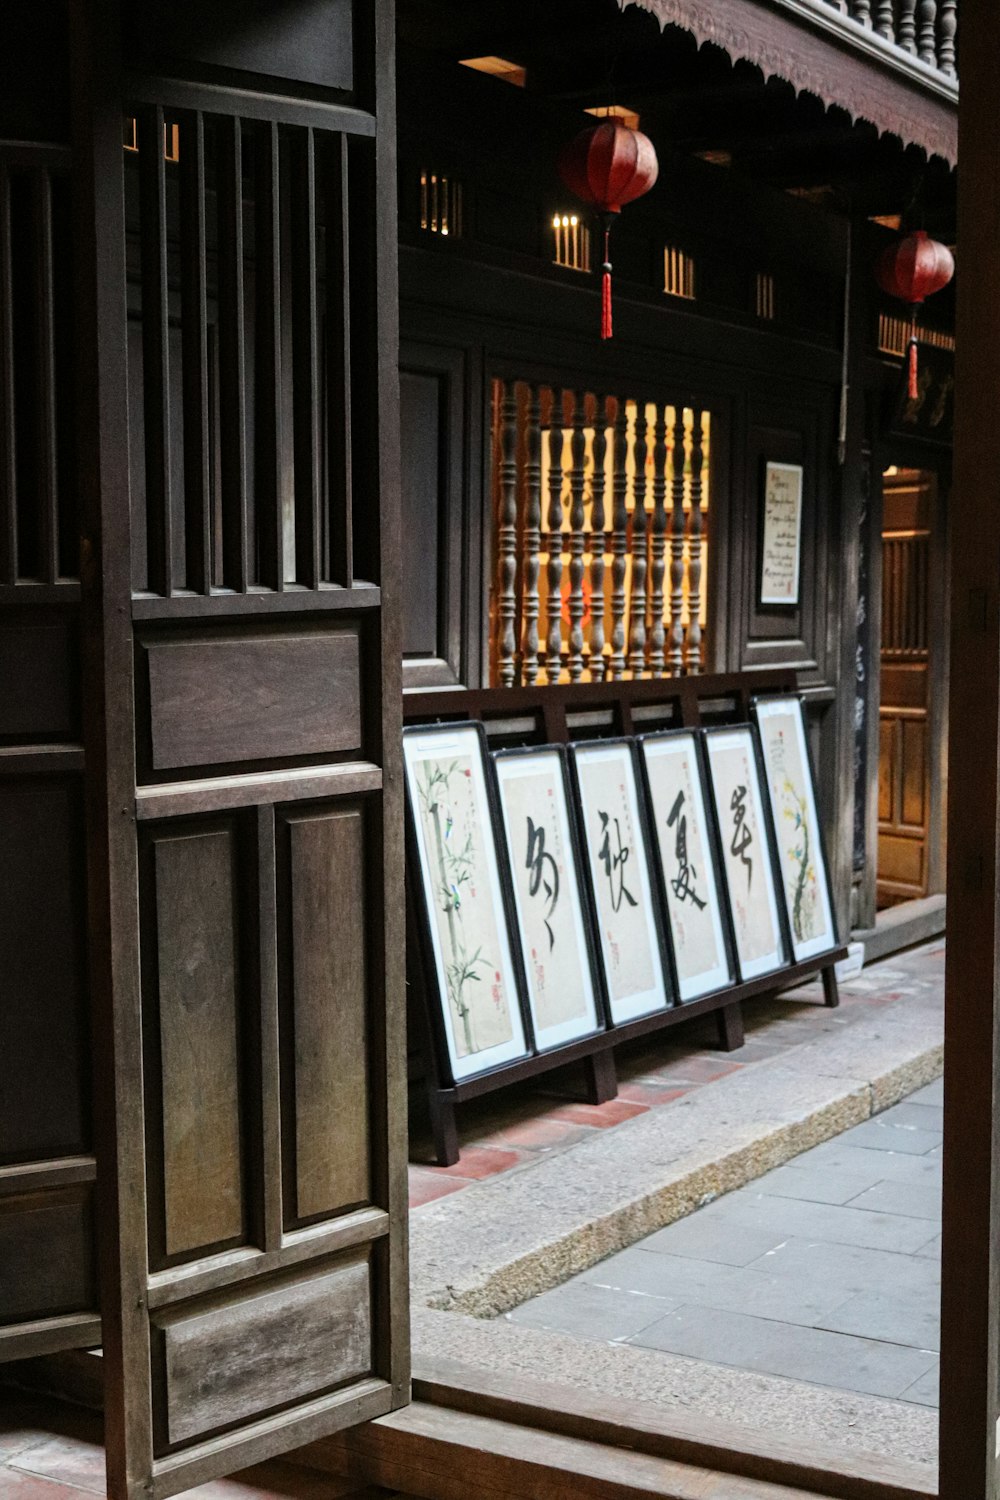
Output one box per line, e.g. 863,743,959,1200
620,0,958,164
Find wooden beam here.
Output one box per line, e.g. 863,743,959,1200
938,2,1000,1498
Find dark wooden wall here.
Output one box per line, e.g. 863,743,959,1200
394,49,862,927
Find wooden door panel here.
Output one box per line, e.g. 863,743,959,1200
901,718,928,829
73,3,406,1493
148,824,247,1265
281,804,371,1226
152,1252,372,1451
0,1188,96,1324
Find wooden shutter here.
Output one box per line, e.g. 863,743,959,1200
71,3,407,1496
0,134,100,1364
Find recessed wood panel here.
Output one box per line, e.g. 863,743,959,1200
878,834,924,887
156,1253,371,1448
284,807,370,1224
145,632,361,771
153,828,245,1259
0,618,79,739
901,719,928,828
0,1187,95,1325
0,778,89,1163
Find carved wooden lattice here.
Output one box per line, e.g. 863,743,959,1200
490,381,710,686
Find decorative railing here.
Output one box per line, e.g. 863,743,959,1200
489,380,711,688
823,0,957,77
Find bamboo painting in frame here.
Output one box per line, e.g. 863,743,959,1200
703,726,788,981
403,723,529,1083
752,695,838,962
569,740,673,1025
638,731,735,1003
493,746,604,1051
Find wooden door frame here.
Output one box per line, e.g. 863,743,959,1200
939,0,1000,1493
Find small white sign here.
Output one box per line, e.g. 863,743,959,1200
760,461,804,606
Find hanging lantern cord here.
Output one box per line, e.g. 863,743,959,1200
907,305,920,400
601,214,614,341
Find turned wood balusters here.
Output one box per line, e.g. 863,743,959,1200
492,380,709,685
841,0,956,72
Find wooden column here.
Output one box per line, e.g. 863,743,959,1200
566,391,587,683
608,400,629,681
647,406,667,677
628,403,648,677
668,407,687,675
589,398,608,683
687,411,704,674
545,401,565,684
521,385,542,687
497,381,519,688
939,0,1000,1494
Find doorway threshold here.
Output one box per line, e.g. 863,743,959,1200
853,895,946,966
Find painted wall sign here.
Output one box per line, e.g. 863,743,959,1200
760,461,804,606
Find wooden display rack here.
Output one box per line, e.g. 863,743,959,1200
404,670,847,1166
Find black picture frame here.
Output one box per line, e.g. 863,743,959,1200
567,736,677,1027
751,693,842,963
702,722,792,983
636,727,739,1004
491,743,609,1051
402,720,533,1086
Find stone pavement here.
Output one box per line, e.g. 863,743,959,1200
510,1080,942,1408
407,942,945,1208
409,940,945,1472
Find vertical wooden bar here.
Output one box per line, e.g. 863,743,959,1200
916,0,938,63
254,121,284,592
216,115,249,592
608,399,629,680
589,397,608,683
72,5,150,1491
256,806,283,1253
497,380,518,688
291,127,321,588
628,402,648,676
179,112,211,594
566,390,587,682
325,133,353,587
939,0,1000,1489
545,398,564,684
521,384,542,687
668,407,688,674
33,168,59,585
0,164,15,586
686,410,705,674
898,0,917,52
647,404,668,677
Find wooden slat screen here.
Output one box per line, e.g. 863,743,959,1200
125,110,356,598
490,380,711,685
0,148,76,588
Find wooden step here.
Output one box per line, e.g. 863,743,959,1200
300,1400,866,1500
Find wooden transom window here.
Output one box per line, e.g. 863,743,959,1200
489,381,711,687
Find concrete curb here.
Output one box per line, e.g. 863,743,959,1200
412,992,943,1321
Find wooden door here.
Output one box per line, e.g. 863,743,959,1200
877,471,934,905
71,3,407,1496
0,131,101,1362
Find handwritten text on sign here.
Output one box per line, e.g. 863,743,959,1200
760,462,803,606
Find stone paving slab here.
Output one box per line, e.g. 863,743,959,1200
410,942,945,1474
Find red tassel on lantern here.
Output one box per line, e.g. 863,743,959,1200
875,230,955,400
558,119,659,341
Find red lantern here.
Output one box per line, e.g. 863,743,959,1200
558,119,659,340
875,230,954,399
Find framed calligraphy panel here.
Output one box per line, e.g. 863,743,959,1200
493,746,605,1051
638,731,736,1003
403,723,530,1083
568,740,673,1025
752,695,839,962
703,726,789,982
760,461,803,606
